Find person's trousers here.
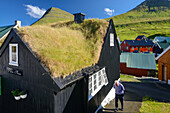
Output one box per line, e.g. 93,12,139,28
115,94,124,109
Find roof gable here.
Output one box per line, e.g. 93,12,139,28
156,46,170,60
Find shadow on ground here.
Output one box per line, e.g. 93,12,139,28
98,80,170,113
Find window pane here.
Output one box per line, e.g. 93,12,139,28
12,46,16,53
102,69,105,74
12,54,16,62
94,74,96,79
94,85,97,90
99,81,101,86
94,79,96,84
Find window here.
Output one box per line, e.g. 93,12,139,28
9,44,18,66
110,33,114,46
88,67,108,100
88,76,92,97
124,41,125,44
126,46,128,50
132,47,134,50
101,68,108,85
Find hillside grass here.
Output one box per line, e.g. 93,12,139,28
106,0,170,41
33,7,74,25
140,96,170,113
120,74,140,82
115,19,170,41
18,19,108,77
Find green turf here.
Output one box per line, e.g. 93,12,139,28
120,74,140,82
140,96,170,113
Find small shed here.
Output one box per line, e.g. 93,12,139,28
120,53,156,77
73,13,85,23
156,46,170,84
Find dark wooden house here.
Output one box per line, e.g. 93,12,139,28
156,46,170,84
153,37,170,56
0,19,120,113
73,13,85,23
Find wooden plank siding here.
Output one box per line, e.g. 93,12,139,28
120,63,148,77
0,30,59,113
158,50,170,83
120,41,130,52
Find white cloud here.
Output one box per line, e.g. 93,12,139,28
25,5,46,18
104,8,115,16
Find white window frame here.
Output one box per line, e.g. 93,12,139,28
110,33,114,47
9,44,18,66
88,67,108,101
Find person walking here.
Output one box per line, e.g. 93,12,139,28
113,80,125,111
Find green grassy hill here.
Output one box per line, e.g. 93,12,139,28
106,0,170,40
106,0,170,25
32,7,74,25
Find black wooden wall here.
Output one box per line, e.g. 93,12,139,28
88,19,120,112
0,29,59,113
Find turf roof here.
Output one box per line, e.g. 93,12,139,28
18,19,109,78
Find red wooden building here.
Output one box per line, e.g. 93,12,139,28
156,46,170,84
120,35,154,53
120,53,156,77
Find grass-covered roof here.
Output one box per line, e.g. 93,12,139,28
18,19,109,78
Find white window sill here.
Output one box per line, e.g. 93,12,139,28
9,62,19,66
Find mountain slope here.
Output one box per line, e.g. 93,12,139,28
32,7,74,25
106,0,170,25
105,0,170,40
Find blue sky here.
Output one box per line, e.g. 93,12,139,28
0,0,145,26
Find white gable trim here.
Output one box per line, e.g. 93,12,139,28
156,46,170,60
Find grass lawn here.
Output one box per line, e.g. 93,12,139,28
120,74,140,82
140,96,170,113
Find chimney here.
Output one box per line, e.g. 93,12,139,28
73,13,85,24
15,20,21,28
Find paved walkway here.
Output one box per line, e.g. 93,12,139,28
99,79,170,113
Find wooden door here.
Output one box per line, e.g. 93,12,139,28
162,65,166,81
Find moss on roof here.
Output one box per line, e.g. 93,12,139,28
18,19,109,77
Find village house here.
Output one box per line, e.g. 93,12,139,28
153,36,170,56
120,52,156,77
120,35,154,53
153,36,170,43
0,19,120,113
0,20,21,40
156,46,170,84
